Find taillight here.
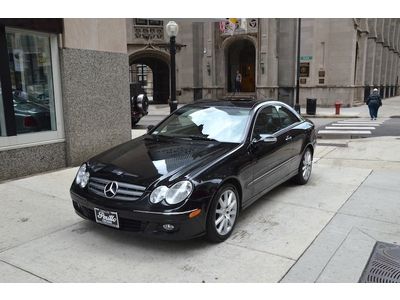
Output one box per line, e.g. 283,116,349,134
24,116,38,128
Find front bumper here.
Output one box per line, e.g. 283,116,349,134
71,191,207,240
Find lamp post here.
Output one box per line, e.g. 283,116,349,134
166,21,179,113
294,18,301,114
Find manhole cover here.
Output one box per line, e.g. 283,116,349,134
359,241,400,283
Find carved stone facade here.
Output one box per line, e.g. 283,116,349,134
126,18,400,107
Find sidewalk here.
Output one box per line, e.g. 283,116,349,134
2,95,400,282
282,136,400,282
302,95,400,118
1,135,400,282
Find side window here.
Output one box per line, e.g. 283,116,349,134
253,106,281,139
276,106,299,128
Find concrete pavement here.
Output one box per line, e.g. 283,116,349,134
1,97,400,282
1,134,399,282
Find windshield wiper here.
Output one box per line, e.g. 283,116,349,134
178,135,217,141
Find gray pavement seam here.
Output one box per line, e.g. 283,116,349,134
314,147,338,160
269,198,336,214
278,167,373,283
225,242,296,261
314,227,356,282
320,158,400,163
0,259,52,283
8,182,70,201
336,211,400,227
356,227,379,242
0,221,84,255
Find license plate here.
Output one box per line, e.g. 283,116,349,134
94,208,119,228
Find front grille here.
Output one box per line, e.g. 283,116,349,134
73,202,143,232
88,177,146,201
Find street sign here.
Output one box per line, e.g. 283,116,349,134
300,55,313,61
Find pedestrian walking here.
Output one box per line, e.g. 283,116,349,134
365,88,382,120
235,70,242,93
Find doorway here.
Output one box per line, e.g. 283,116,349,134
227,39,256,93
129,55,169,104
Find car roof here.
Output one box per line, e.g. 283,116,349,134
188,99,275,109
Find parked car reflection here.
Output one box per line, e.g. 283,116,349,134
13,90,51,133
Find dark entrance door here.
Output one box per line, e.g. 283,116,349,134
227,39,256,93
129,56,169,104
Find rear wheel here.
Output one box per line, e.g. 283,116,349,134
294,147,313,185
206,184,239,243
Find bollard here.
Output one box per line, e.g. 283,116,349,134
335,101,342,115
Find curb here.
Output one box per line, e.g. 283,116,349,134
302,114,360,119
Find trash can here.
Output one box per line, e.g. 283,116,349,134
306,98,317,115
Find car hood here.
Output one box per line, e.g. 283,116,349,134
88,135,238,187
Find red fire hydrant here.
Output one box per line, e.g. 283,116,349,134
335,101,342,115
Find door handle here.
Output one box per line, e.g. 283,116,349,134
285,135,292,141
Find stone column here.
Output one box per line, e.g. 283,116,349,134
365,38,376,86
381,46,389,96
61,19,131,166
355,31,368,102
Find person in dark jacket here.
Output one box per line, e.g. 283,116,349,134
366,88,382,120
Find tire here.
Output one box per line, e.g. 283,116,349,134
137,94,149,114
293,147,313,185
206,184,239,243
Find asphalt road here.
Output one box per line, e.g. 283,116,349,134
317,117,400,139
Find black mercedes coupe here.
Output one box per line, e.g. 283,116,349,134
70,100,316,242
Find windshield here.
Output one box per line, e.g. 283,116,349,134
152,105,251,143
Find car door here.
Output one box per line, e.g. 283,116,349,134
275,105,304,173
249,105,287,198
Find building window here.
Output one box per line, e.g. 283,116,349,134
0,27,64,150
7,29,57,134
133,19,164,40
135,19,148,26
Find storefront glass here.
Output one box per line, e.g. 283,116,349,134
0,80,4,136
6,29,57,134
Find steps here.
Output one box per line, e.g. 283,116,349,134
223,92,256,100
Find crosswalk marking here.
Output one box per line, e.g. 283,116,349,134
332,123,381,126
317,118,388,138
325,126,376,130
336,120,383,124
318,130,372,135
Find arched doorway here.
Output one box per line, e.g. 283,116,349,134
226,39,256,93
129,52,169,104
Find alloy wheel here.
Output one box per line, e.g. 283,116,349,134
302,149,312,181
215,189,238,236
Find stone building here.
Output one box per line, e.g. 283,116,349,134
127,18,400,107
1,18,400,181
0,19,131,181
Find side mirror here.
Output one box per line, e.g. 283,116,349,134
147,125,155,133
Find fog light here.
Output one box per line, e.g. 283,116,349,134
162,224,175,231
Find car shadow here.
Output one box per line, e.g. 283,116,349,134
69,179,307,253
72,219,213,253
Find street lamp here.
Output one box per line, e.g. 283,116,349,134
294,18,301,114
166,21,179,113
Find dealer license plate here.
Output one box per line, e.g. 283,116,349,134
94,208,119,228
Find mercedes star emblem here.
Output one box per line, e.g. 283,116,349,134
104,181,118,198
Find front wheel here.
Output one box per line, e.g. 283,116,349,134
206,184,239,243
294,147,313,185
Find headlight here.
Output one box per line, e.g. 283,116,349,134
75,164,90,188
149,185,169,204
149,181,193,205
166,181,193,205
